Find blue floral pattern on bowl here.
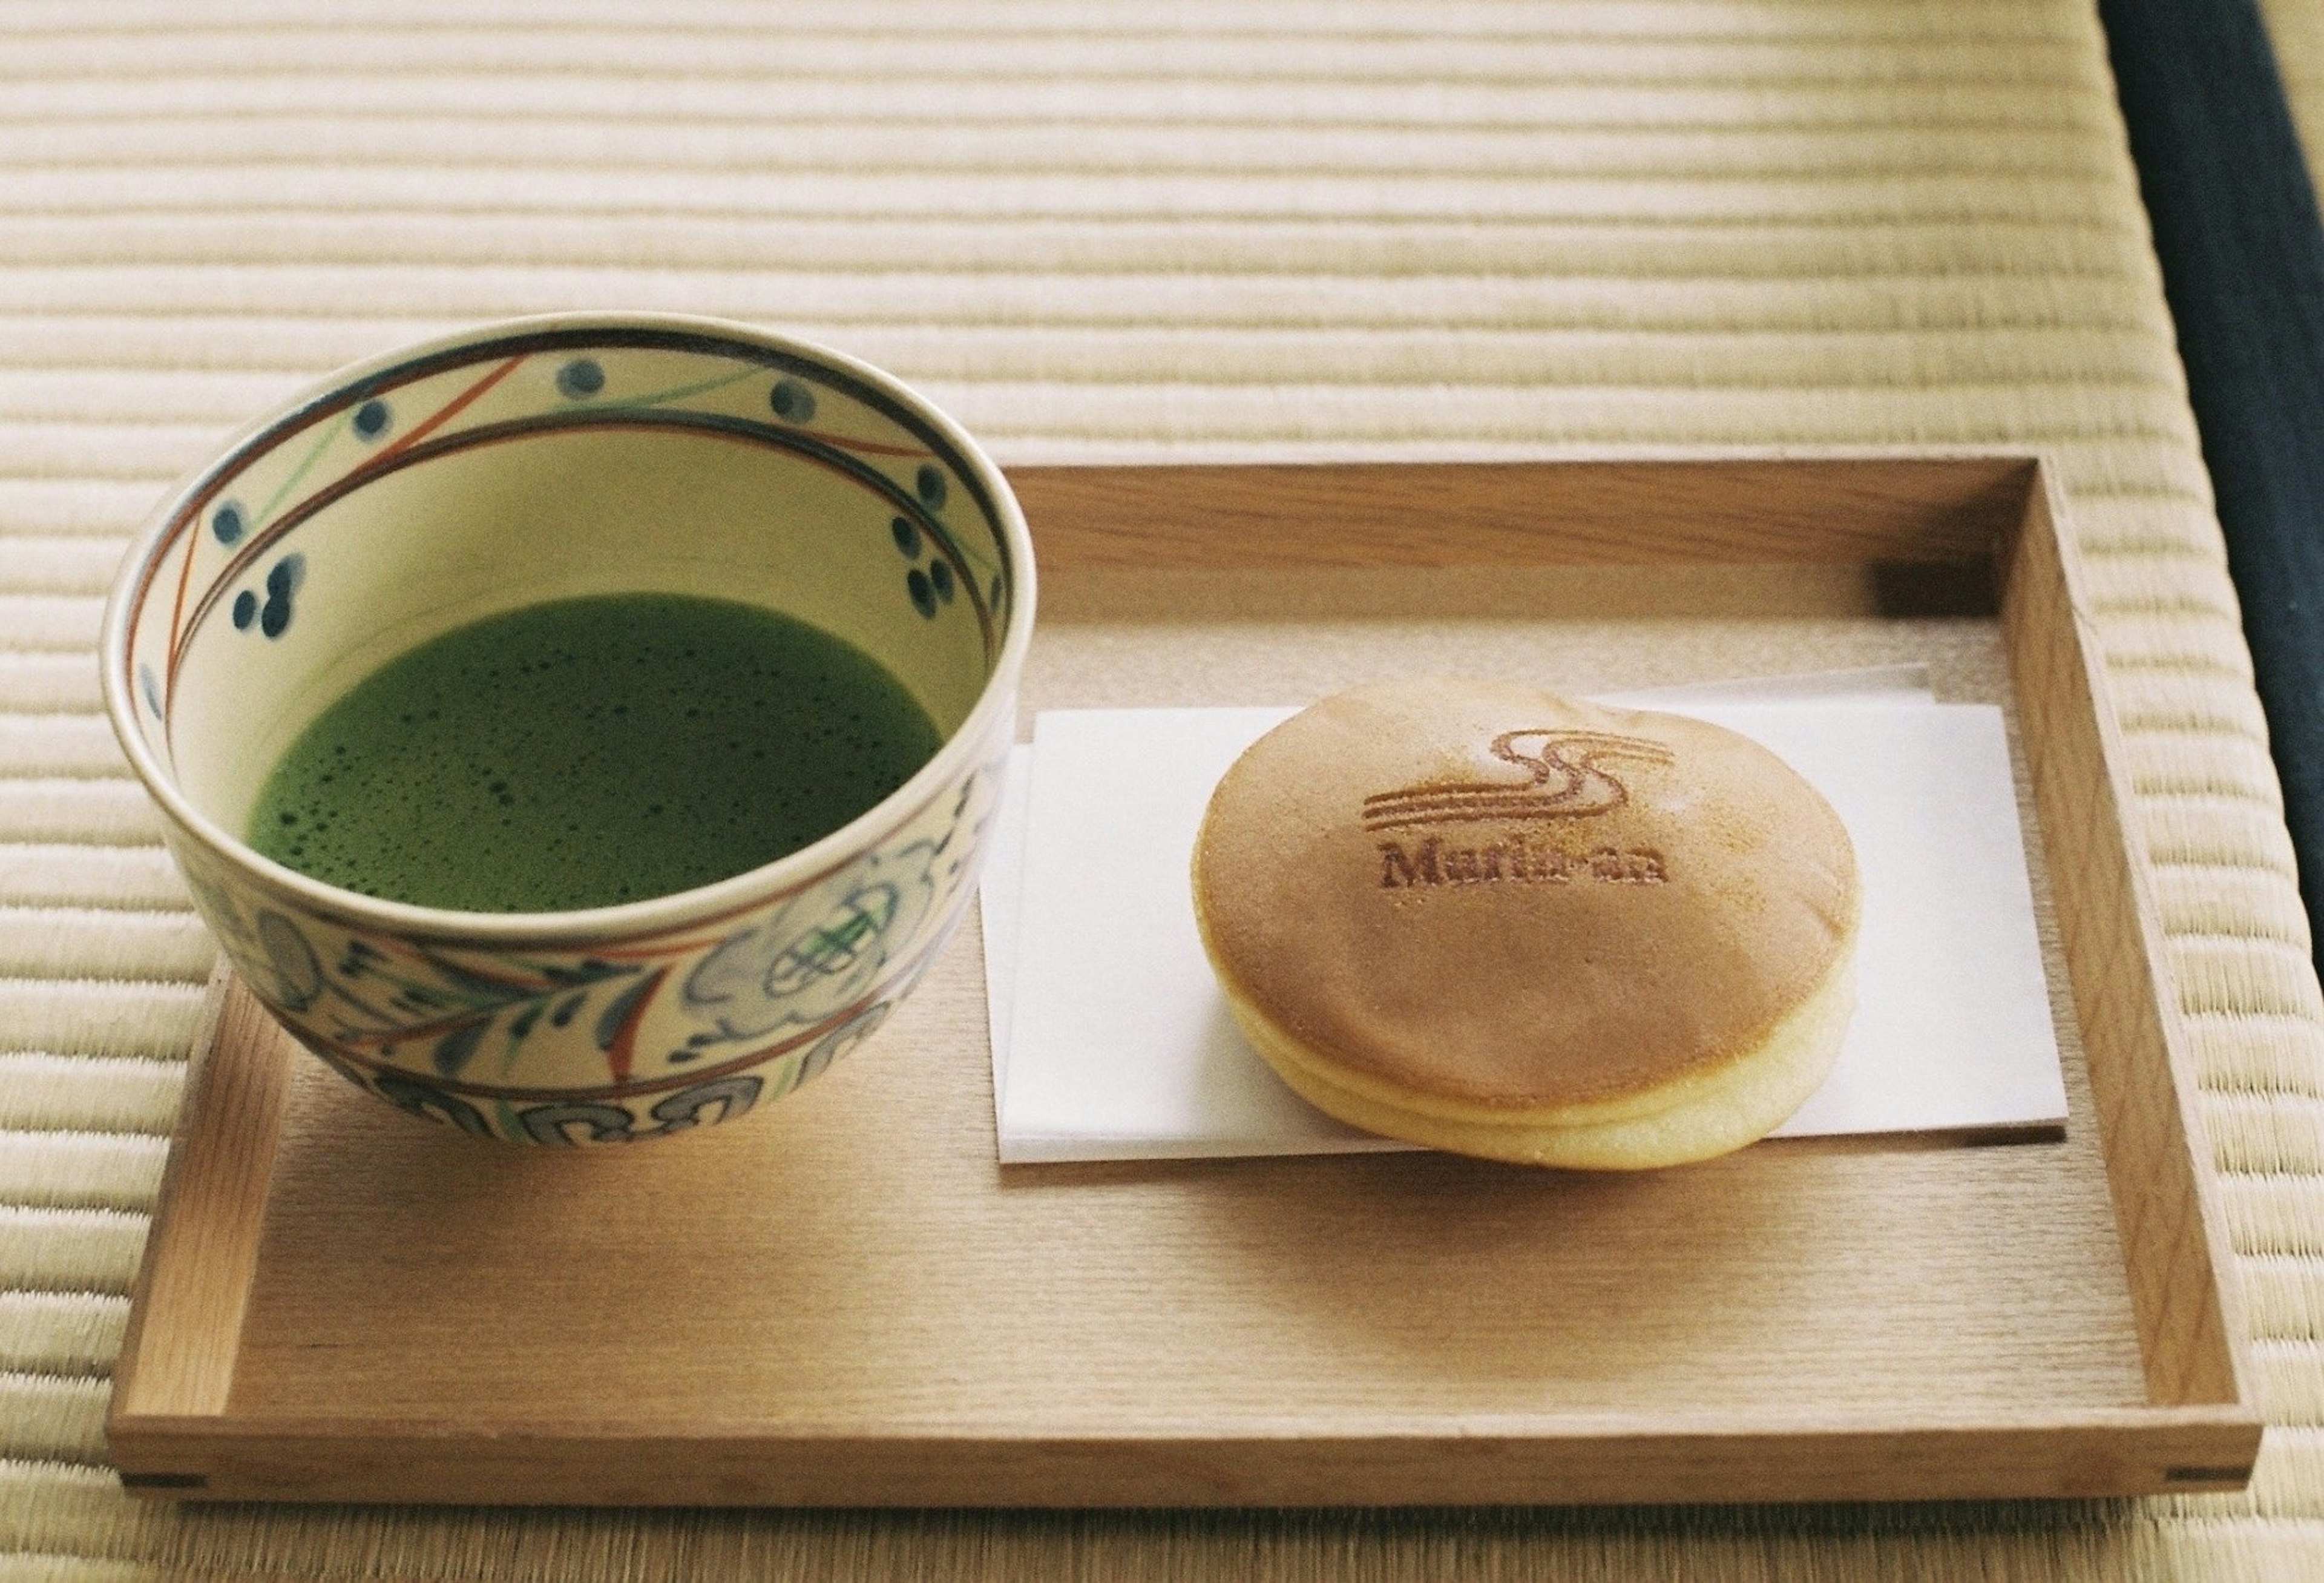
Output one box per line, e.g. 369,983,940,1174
163,749,1000,1142
105,315,1032,1144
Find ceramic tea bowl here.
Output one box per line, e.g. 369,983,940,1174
102,313,1034,1144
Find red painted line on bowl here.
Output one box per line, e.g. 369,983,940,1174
589,931,734,963
371,354,525,466
160,525,199,710
806,430,929,459
304,932,947,1104
602,965,668,1085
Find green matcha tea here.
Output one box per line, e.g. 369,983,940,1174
248,593,944,912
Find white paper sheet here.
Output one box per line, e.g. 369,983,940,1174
982,670,2068,1163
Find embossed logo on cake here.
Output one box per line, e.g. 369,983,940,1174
1362,729,1673,832
1365,729,1673,892
1378,836,1666,890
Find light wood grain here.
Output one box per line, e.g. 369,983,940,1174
108,961,294,1427
105,456,2260,1506
113,1408,2258,1507
1009,455,2034,569
1998,472,2253,1409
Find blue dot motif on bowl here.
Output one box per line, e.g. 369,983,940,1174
232,590,258,630
211,501,246,545
929,559,954,602
352,399,392,441
769,378,816,423
890,515,921,559
915,464,947,510
258,553,306,639
907,568,936,619
556,358,605,400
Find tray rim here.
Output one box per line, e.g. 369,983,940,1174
106,447,2265,1506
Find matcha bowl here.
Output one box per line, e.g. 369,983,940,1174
101,314,1034,1144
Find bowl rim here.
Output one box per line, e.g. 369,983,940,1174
99,310,1037,949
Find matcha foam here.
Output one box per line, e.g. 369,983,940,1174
248,593,944,913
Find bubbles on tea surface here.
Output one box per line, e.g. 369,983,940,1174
244,594,942,913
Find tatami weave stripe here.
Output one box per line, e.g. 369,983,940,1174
2,1,2321,1575
2262,0,2324,186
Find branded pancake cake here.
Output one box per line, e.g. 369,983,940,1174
1190,676,1860,1169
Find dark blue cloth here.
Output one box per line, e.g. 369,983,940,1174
2102,0,2324,963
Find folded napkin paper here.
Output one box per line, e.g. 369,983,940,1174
982,670,2070,1163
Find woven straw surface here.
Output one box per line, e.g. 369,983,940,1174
4,2,2322,1576
2262,0,2324,185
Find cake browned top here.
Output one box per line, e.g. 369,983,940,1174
1191,676,1860,1110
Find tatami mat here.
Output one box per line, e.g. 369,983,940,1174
4,1,2321,1576
2263,0,2324,187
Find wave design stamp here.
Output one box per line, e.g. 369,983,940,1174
1361,729,1675,832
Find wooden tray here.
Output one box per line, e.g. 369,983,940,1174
107,455,2262,1506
